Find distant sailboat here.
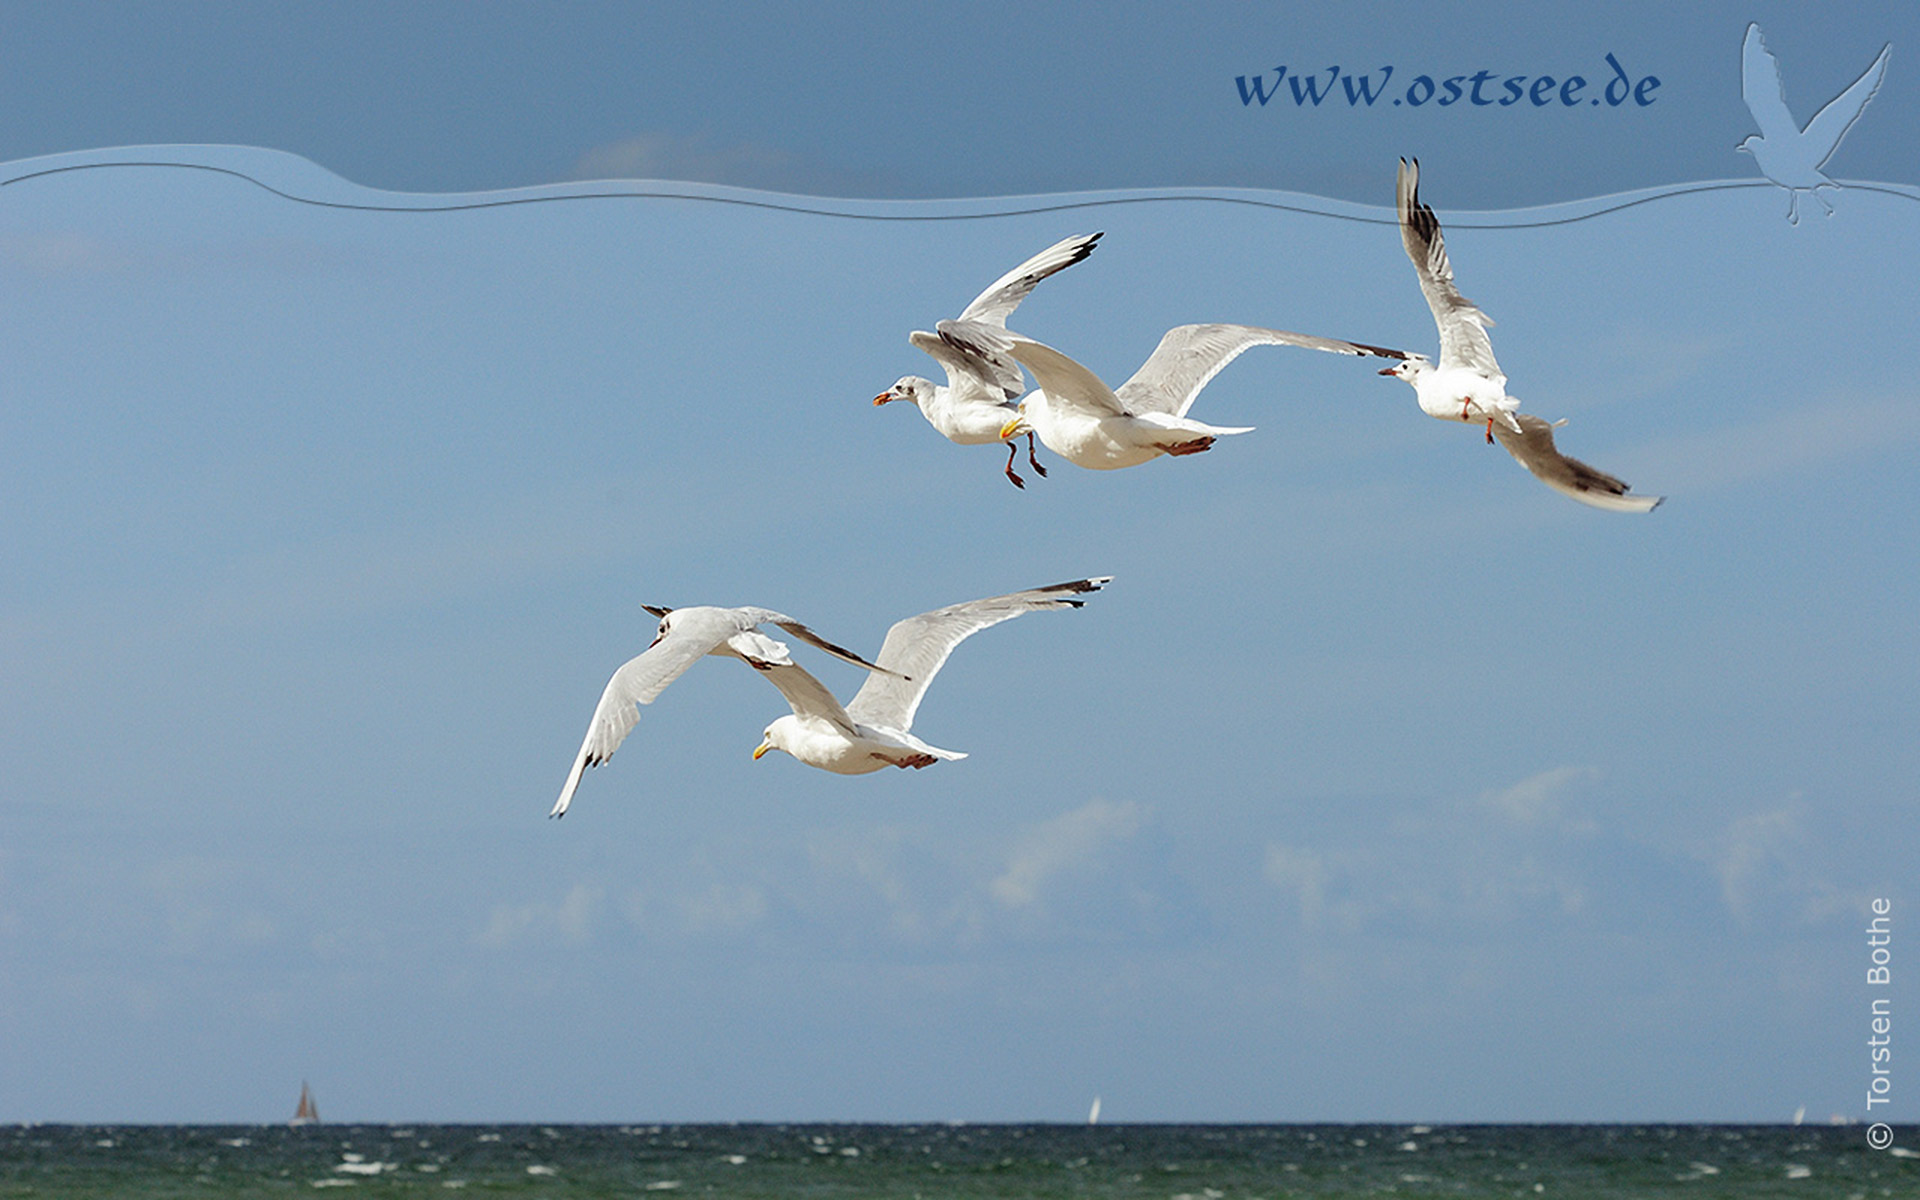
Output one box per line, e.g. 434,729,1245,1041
1088,1096,1101,1125
291,1081,320,1126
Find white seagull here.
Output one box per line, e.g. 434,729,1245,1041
551,603,891,817
1379,158,1662,512
969,323,1402,470
875,232,1102,487
1739,23,1891,224
752,577,1110,773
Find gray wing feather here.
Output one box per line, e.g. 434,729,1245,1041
845,577,1110,732
1492,413,1663,513
764,614,898,677
909,329,1009,402
1001,336,1130,419
955,232,1102,326
1116,323,1406,418
1398,158,1502,380
753,662,858,735
923,233,1102,398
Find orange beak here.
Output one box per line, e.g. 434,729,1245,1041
873,392,895,405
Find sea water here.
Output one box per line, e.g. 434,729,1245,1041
2,1123,1913,1198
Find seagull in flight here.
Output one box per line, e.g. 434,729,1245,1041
961,323,1403,470
1379,158,1662,512
752,577,1110,773
551,603,892,817
875,233,1101,487
1739,23,1891,224
552,580,1108,813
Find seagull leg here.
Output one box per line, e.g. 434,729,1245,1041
1002,442,1026,490
1460,398,1473,421
1025,432,1048,478
1485,417,1495,445
1164,437,1216,457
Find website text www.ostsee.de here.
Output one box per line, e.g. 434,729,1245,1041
1235,54,1660,110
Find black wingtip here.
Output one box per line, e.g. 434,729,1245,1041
1041,576,1112,597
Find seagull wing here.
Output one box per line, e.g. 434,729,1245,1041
1741,24,1800,142
1397,158,1501,380
925,233,1102,398
550,606,748,817
845,577,1110,732
753,661,858,735
908,328,1009,402
1115,323,1406,418
955,233,1103,326
1491,413,1663,513
1803,41,1891,169
1001,336,1130,419
756,610,899,677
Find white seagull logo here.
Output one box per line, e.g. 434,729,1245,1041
1738,23,1891,224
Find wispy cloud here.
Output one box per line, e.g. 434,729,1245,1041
990,799,1147,910
675,879,769,934
476,882,601,948
1711,803,1854,925
1264,766,1606,934
1477,765,1600,829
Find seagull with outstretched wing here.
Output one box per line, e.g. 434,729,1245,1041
955,322,1403,470
752,577,1110,772
1379,158,1662,513
875,233,1102,487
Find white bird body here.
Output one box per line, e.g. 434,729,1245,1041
756,711,963,775
878,233,1102,486
977,322,1400,471
1403,359,1516,428
752,577,1111,771
1739,23,1890,223
1384,158,1661,512
881,346,1018,445
1013,386,1253,469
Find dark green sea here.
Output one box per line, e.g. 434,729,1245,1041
3,1124,1913,1198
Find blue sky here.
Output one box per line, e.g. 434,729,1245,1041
0,3,1915,1125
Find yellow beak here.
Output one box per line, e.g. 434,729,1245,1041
998,416,1024,440
752,739,772,760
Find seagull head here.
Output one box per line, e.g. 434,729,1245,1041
753,717,797,761
1735,134,1760,155
1377,354,1431,384
997,399,1033,441
874,376,931,407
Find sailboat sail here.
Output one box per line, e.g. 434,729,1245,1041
291,1081,320,1125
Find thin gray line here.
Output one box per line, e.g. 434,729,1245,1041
0,158,1913,229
